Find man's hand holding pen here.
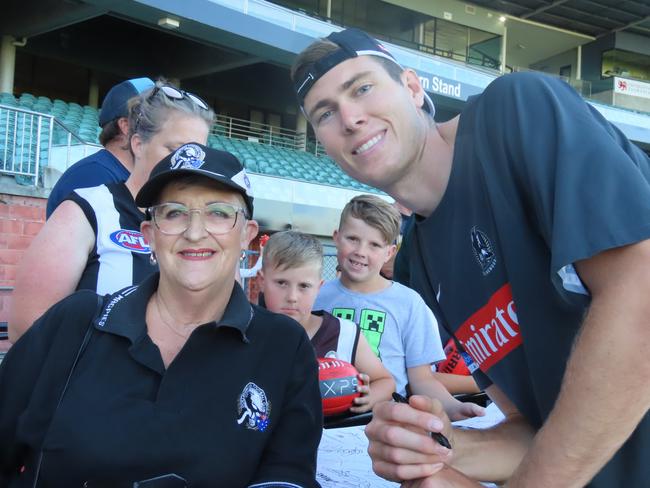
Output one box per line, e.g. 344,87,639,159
365,394,456,483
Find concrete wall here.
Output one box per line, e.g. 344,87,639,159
383,0,504,35
582,34,615,82
616,32,650,57
530,48,578,79
615,91,650,113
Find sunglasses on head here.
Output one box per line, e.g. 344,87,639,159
149,84,209,111
133,84,209,134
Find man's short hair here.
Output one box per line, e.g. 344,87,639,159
291,38,403,98
291,29,435,117
339,194,401,245
263,231,323,274
98,118,122,146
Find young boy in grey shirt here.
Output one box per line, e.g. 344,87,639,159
315,195,483,420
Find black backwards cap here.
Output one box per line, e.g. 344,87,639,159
136,143,254,217
294,28,435,118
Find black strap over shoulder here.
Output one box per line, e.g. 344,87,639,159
31,293,107,488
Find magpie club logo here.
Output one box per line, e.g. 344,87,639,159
170,143,206,170
471,226,496,276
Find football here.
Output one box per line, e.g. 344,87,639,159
437,338,470,376
317,357,362,416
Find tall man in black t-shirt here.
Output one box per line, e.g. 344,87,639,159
291,28,650,487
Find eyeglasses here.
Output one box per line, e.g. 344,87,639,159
149,202,247,236
151,84,209,111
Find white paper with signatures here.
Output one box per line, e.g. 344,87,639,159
317,402,505,488
317,425,399,488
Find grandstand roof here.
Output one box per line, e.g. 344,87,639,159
467,0,650,39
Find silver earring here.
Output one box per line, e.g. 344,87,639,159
240,250,246,262
149,251,158,266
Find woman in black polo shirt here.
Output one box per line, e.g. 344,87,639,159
0,143,322,487
9,81,214,343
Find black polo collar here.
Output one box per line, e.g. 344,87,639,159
94,272,253,343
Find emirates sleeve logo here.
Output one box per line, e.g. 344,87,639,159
455,284,521,372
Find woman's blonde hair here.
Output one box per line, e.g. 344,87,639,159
127,79,215,146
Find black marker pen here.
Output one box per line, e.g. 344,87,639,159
392,392,452,449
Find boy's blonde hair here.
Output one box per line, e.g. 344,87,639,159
339,195,401,245
263,231,323,274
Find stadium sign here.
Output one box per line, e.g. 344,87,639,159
614,77,650,100
415,71,484,101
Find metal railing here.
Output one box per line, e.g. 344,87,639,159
213,114,307,150
211,113,329,156
0,105,52,186
0,104,101,187
509,66,593,98
216,0,503,76
49,118,102,173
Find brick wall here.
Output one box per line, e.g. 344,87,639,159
246,235,263,305
0,193,47,350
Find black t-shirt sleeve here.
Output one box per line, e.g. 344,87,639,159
476,72,650,278
249,330,323,488
393,216,415,287
310,311,340,358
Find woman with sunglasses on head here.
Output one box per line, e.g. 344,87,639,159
9,81,214,343
0,143,322,487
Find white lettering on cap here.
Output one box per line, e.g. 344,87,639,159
232,169,253,195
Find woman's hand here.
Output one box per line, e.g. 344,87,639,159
365,395,453,482
350,373,372,413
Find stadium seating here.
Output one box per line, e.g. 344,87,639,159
207,132,380,193
0,91,381,194
1,92,59,185
1,92,100,146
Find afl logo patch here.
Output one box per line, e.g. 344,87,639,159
110,230,150,254
470,226,496,276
